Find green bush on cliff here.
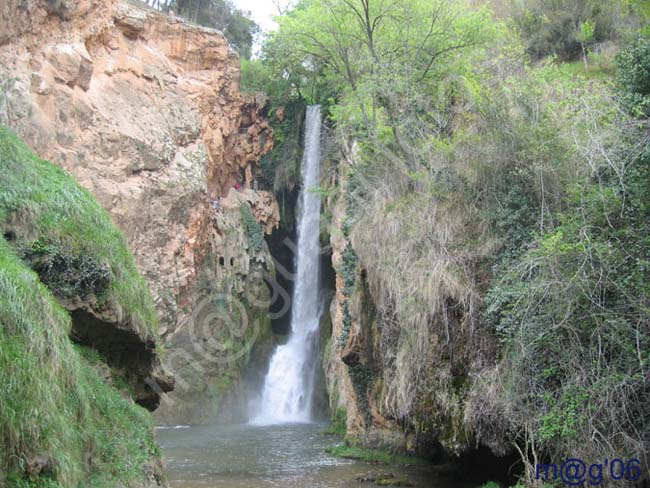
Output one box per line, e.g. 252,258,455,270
484,109,650,473
0,127,157,339
0,238,160,487
240,202,265,256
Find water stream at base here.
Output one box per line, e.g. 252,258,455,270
156,423,481,488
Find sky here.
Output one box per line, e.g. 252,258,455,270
231,0,281,33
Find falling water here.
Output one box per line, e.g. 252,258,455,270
252,105,323,425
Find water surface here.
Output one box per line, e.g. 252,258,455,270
156,422,479,488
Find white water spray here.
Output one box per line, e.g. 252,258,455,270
252,105,323,425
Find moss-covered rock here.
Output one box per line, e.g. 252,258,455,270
0,126,173,410
0,128,167,486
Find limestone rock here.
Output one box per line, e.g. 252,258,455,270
325,148,407,451
0,0,278,422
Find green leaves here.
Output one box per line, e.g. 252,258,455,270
616,34,650,117
20,238,111,300
240,203,266,256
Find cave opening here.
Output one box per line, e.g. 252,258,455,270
68,309,163,410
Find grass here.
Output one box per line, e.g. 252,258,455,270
326,444,430,466
322,407,347,436
0,126,158,340
552,58,614,81
0,238,160,487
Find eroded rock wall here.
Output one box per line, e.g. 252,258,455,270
325,149,409,452
0,0,279,422
324,146,494,458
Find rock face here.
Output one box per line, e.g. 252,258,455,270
324,148,473,457
324,149,410,452
0,0,279,422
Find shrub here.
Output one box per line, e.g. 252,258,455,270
511,0,624,61
240,202,266,256
20,238,111,299
616,35,650,117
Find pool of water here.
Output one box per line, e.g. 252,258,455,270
156,422,480,488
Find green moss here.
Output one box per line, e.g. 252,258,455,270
240,202,265,257
323,407,347,436
0,238,160,487
325,444,429,466
0,126,157,339
348,363,373,425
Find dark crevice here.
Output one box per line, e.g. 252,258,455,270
264,188,299,336
69,309,168,410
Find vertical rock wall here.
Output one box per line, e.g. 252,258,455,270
0,0,279,423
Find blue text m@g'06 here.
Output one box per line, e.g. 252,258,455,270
536,458,644,486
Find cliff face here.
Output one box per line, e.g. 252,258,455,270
325,149,410,451
324,146,497,457
0,0,279,422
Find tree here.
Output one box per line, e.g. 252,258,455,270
263,0,494,158
576,19,595,67
617,34,650,117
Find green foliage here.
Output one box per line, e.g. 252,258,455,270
257,101,306,192
484,108,650,465
538,389,590,443
0,127,158,339
348,363,373,424
254,0,498,127
510,0,627,61
325,444,429,465
338,244,358,351
239,202,265,256
479,482,502,488
156,0,259,60
0,239,159,487
20,238,111,300
341,245,358,297
324,407,347,436
616,34,650,116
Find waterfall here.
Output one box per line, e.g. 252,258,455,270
252,105,323,425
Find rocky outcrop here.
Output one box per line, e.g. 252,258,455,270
154,188,277,424
324,145,491,458
324,148,410,452
0,0,278,422
64,297,175,410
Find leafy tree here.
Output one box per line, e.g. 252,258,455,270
576,18,595,66
263,0,496,154
617,34,650,117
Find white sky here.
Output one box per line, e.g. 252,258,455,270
231,0,280,33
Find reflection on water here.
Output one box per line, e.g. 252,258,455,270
156,422,479,488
